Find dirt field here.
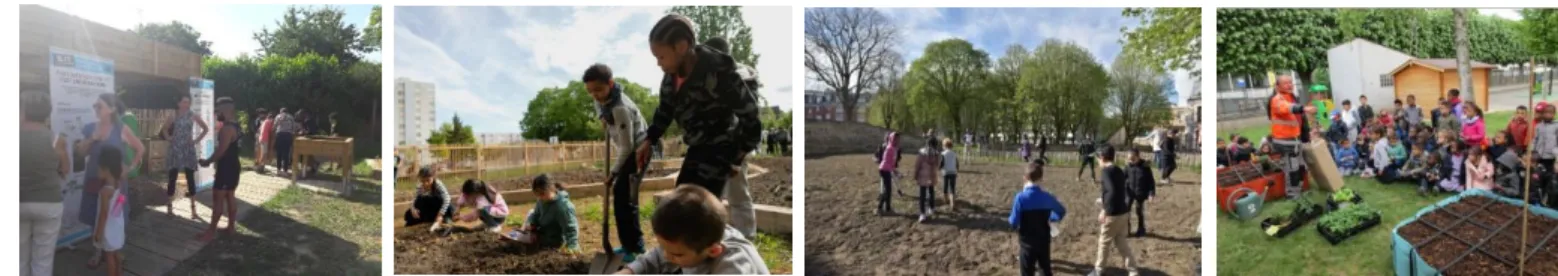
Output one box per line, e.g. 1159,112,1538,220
395,192,794,274
748,157,793,207
804,154,1202,275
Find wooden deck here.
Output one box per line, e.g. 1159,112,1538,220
52,171,291,276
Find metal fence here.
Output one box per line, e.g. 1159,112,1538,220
1489,70,1553,88
1219,97,1270,121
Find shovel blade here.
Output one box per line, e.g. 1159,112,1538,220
589,252,625,274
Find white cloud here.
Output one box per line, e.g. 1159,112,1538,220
42,4,379,60
1482,9,1522,20
399,6,793,131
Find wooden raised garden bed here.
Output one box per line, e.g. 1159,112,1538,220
1392,192,1558,275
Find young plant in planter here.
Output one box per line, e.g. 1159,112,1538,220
1262,195,1323,237
1327,188,1363,211
1316,203,1382,244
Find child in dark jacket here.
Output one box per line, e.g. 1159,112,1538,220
1126,148,1156,237
1009,159,1066,276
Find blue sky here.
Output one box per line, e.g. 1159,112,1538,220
42,4,379,60
396,6,793,133
832,8,1200,106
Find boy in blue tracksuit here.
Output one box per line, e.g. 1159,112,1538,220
1010,159,1067,276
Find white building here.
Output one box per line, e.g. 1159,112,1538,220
478,133,528,145
1327,38,1415,110
396,78,437,146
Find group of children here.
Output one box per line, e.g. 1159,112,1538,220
401,13,772,274
870,129,1162,275
1006,145,1159,276
1219,90,1558,205
874,133,961,223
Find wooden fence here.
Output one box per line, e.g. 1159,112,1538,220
395,139,687,180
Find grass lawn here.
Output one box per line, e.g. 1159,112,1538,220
1219,110,1516,143
1217,177,1453,275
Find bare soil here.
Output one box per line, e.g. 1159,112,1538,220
804,154,1201,275
393,196,794,274
747,157,793,207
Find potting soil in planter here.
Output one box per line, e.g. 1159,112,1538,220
1391,190,1558,276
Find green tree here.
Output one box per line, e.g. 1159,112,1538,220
1121,8,1202,77
669,6,759,68
988,44,1028,136
1217,8,1340,85
133,21,214,56
905,39,989,133
519,79,657,141
1520,8,1558,94
255,5,368,63
427,114,476,145
1020,39,1109,140
1109,51,1173,139
202,53,382,158
363,5,382,52
805,8,902,123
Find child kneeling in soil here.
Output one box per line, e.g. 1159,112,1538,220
504,174,580,252
617,185,769,274
454,179,508,233
1009,159,1067,276
406,167,455,231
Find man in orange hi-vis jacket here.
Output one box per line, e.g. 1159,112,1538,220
1268,75,1318,199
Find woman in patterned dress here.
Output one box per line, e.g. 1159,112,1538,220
159,94,208,220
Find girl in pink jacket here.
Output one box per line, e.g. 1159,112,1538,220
876,133,900,215
455,179,509,232
1466,147,1495,191
1462,105,1487,148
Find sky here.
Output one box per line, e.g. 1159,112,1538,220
41,4,380,61
829,8,1199,106
396,6,794,133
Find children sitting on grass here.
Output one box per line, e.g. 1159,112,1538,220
405,168,455,230
454,179,508,233
1462,105,1488,148
618,185,769,274
1400,147,1430,185
1334,139,1360,176
1009,159,1067,276
1467,147,1495,191
506,174,580,252
1534,102,1557,206
1440,143,1466,193
1418,152,1444,196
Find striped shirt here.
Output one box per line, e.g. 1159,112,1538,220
274,113,298,134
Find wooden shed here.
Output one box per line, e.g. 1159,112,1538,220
1389,58,1494,111
19,4,203,109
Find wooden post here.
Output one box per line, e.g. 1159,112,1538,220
476,144,485,181
1522,56,1536,275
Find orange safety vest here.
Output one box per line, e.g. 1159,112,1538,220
1269,92,1302,139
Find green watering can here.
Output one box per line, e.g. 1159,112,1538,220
1225,188,1263,220
1224,180,1277,220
